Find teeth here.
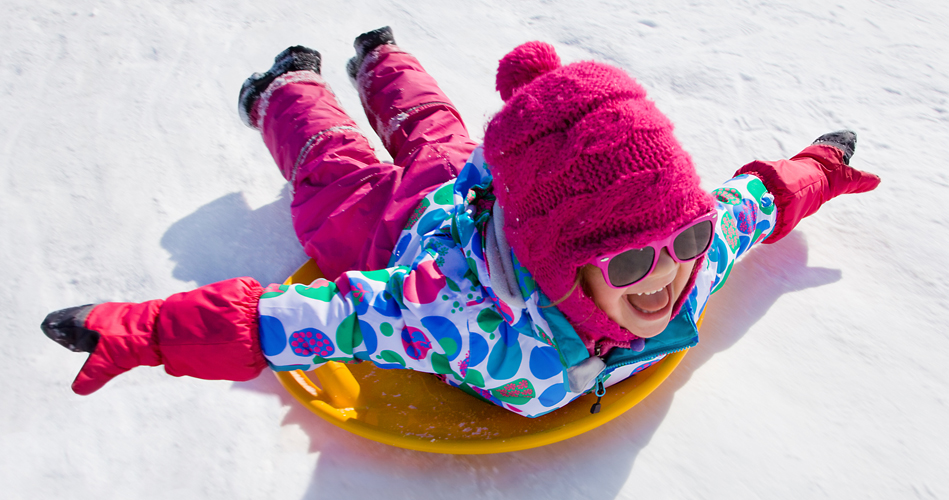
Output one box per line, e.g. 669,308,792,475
636,288,664,296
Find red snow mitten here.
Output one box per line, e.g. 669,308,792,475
41,277,267,395
735,130,881,244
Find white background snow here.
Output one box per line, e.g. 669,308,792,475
3,0,948,498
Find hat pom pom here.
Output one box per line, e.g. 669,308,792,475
496,41,561,102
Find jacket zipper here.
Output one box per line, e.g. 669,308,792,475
590,343,606,413
588,340,695,414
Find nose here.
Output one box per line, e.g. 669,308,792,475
651,248,677,277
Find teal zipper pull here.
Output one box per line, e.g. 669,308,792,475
590,342,606,414
590,376,606,414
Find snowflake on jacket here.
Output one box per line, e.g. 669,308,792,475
258,146,777,417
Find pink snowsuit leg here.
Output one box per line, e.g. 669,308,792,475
257,46,477,280
47,46,479,394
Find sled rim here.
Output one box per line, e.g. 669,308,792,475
275,259,691,454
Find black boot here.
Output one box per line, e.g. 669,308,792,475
813,130,857,165
41,304,99,353
346,26,397,81
239,46,322,128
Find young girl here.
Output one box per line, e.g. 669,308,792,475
42,27,880,417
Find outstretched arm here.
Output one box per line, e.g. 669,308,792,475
690,131,880,317
40,256,470,395
42,278,267,395
735,130,880,244
258,257,474,377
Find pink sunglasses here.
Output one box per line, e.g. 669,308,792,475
589,211,718,289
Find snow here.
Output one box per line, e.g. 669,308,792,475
3,0,948,498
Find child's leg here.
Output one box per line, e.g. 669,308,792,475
348,43,478,265
354,44,476,168
254,72,403,279
248,33,476,278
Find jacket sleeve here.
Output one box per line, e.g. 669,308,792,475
697,174,779,301
257,256,471,375
256,238,578,418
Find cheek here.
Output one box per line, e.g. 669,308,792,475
596,287,626,309
673,261,697,294
587,280,609,306
584,269,622,308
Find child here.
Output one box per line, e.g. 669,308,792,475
42,27,880,417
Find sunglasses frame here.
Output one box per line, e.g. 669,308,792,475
588,211,719,289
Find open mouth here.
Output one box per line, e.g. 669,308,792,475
626,283,672,317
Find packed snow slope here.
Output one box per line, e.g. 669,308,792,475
3,0,947,498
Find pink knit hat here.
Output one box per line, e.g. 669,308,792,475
483,42,715,351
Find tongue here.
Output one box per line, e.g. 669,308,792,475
628,288,670,313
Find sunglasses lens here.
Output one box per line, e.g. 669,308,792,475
607,246,655,287
672,220,714,261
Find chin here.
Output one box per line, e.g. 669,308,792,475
625,314,673,338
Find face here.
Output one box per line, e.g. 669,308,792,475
582,248,696,339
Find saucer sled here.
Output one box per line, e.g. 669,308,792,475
274,259,695,454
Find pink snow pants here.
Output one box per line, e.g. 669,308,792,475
257,45,478,279
65,46,480,395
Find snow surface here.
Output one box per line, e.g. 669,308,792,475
3,0,948,498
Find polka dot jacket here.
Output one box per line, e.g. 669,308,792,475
258,146,777,417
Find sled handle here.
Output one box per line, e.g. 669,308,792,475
283,363,361,421
281,261,362,419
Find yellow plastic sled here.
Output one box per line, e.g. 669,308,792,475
274,259,696,454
